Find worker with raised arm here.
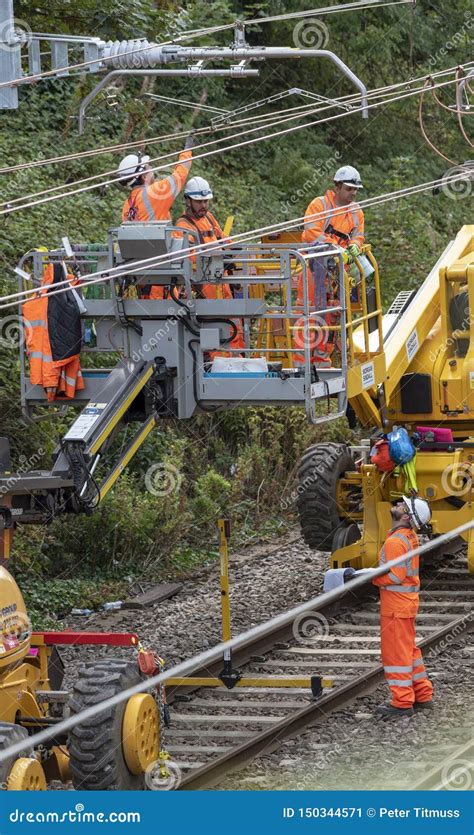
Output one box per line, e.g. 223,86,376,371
117,134,194,299
173,176,244,352
373,496,434,718
118,134,194,223
295,165,365,367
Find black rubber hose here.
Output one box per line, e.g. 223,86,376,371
169,285,238,344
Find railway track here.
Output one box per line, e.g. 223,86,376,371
153,546,473,790
410,739,474,790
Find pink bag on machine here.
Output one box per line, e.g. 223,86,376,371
416,426,454,443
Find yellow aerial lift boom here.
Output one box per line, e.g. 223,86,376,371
297,225,474,573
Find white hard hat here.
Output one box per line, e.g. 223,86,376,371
117,153,150,187
402,495,432,528
184,176,213,200
334,165,363,189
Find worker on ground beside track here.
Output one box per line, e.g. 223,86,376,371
295,165,365,367
117,134,194,299
173,176,245,352
373,496,434,718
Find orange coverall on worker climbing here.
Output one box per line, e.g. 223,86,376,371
122,149,192,300
372,526,433,709
173,211,245,351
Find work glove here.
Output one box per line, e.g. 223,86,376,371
184,131,196,150
347,242,361,258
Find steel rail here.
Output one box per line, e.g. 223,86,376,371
179,612,473,790
410,739,474,790
0,521,472,766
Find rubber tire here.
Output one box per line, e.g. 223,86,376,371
0,722,32,789
68,658,150,791
332,522,361,553
297,442,356,551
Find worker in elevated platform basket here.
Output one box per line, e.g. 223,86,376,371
295,165,365,367
173,176,245,352
116,133,194,299
373,496,434,718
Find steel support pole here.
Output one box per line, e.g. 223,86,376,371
0,0,20,108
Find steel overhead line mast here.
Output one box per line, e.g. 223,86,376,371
0,2,368,127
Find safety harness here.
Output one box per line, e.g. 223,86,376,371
324,223,351,244
179,212,223,244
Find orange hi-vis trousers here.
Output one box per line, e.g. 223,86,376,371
380,614,433,708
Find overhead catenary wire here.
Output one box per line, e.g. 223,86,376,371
0,62,466,177
1,170,470,308
0,72,469,217
418,78,457,165
0,170,469,312
144,94,228,114
4,67,471,212
0,518,471,767
421,68,473,160
0,0,413,93
432,69,474,117
455,68,474,149
240,0,414,25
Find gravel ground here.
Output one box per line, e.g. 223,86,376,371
216,635,473,791
58,533,473,793
60,529,326,687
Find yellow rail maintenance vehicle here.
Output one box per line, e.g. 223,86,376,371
297,224,474,573
0,220,471,790
0,219,379,789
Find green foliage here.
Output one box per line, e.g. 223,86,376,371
21,576,129,629
1,0,472,600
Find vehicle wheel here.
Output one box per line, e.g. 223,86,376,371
332,522,361,553
0,722,34,789
68,658,159,791
297,442,356,551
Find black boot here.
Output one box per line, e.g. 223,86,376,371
414,701,434,711
377,704,414,718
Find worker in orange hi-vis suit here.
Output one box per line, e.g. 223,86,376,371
373,495,434,718
117,134,194,299
173,176,245,353
295,165,365,367
301,164,365,250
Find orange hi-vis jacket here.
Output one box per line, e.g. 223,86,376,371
22,263,84,401
372,526,420,618
174,211,233,300
122,149,192,300
301,189,365,248
173,212,245,351
121,149,192,224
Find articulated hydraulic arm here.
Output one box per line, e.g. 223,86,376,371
2,220,387,557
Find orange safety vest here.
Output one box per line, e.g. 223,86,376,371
122,149,192,301
174,212,232,300
373,526,420,617
174,212,245,352
22,263,84,401
301,189,364,248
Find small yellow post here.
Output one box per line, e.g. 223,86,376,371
218,518,232,643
